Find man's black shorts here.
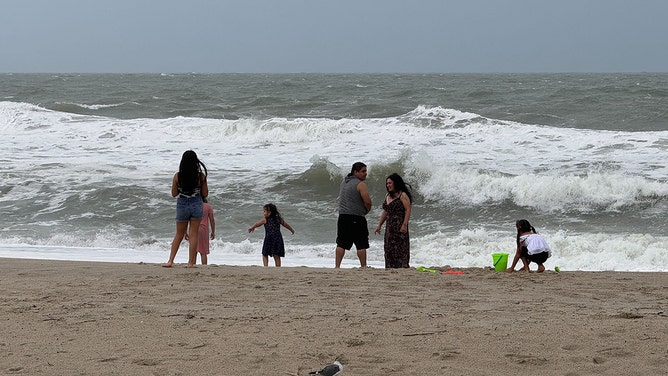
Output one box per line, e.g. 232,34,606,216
336,214,369,250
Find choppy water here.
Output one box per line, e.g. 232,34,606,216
1,73,667,270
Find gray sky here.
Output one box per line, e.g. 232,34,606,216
1,0,667,73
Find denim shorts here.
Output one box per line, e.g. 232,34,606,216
175,196,203,222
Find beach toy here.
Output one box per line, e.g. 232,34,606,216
554,266,561,273
491,253,508,271
416,266,437,273
443,269,464,275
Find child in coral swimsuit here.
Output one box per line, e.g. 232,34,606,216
186,198,215,265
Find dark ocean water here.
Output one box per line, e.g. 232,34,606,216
4,73,668,130
1,73,667,270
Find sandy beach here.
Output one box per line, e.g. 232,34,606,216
1,258,666,375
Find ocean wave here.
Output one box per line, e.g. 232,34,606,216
2,228,667,271
57,102,128,110
3,100,668,260
398,105,486,128
0,101,61,132
412,161,668,213
274,153,668,215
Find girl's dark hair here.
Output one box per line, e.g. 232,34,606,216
515,219,537,246
387,173,413,203
264,203,281,220
178,150,207,195
348,162,367,176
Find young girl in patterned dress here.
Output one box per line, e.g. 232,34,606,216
248,203,295,267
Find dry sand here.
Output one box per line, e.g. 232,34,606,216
1,258,666,375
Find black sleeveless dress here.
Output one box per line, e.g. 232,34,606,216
382,196,410,268
262,215,285,257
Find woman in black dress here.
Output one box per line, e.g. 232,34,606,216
375,173,413,268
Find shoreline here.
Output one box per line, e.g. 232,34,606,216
2,242,666,272
1,258,666,375
2,253,666,272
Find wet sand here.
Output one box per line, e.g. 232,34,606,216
1,258,666,375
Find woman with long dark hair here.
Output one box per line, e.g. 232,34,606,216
375,173,413,268
163,150,208,268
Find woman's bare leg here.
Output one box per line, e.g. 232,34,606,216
187,219,201,267
163,221,189,267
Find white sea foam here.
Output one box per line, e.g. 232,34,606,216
2,229,667,271
2,101,668,271
59,102,126,110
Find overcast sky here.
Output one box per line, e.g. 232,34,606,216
1,0,667,73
